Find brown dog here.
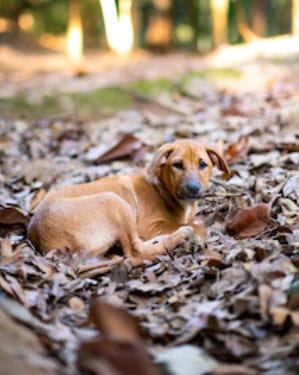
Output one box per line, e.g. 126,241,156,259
27,140,229,267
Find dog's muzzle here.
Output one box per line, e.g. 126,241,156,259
176,179,203,200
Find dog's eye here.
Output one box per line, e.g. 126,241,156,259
173,161,184,170
199,160,208,170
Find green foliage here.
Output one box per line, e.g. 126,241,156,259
69,87,131,116
0,67,243,120
32,1,68,35
129,78,174,97
0,87,132,120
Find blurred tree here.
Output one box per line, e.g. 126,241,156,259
292,0,299,34
210,0,229,47
172,0,199,49
0,0,295,53
252,0,266,36
66,0,83,67
99,0,134,53
145,0,173,48
236,0,257,41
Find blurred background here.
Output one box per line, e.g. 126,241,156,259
0,0,299,53
0,0,296,55
1,0,299,119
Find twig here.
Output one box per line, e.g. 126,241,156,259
78,257,124,278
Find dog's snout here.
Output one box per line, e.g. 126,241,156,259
185,180,201,194
176,178,203,200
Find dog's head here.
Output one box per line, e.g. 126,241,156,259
147,140,230,202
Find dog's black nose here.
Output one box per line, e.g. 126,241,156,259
185,181,201,195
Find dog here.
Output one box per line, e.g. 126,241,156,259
27,140,229,267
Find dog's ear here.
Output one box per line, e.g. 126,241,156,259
147,143,175,177
205,146,231,175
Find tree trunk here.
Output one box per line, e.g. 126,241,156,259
187,0,200,49
145,0,173,49
236,0,257,42
210,0,229,47
252,0,266,37
292,0,299,35
66,0,83,67
99,0,134,53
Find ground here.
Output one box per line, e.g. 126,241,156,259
0,42,299,374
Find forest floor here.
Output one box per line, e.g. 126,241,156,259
1,43,299,374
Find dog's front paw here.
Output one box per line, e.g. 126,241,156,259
176,226,196,242
163,226,195,251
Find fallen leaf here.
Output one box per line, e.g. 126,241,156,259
258,284,272,320
85,134,148,164
219,333,256,358
276,141,299,152
29,188,48,212
90,299,141,341
269,306,289,325
154,345,217,375
0,205,29,226
283,175,299,198
251,254,297,283
0,237,13,259
224,136,249,164
0,306,58,375
78,299,161,375
68,296,85,312
226,204,271,239
213,363,257,374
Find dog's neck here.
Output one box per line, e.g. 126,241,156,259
148,175,197,224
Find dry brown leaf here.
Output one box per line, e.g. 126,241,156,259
0,205,29,226
203,247,223,261
78,299,161,375
0,273,14,296
68,296,85,312
224,136,250,164
258,284,272,320
269,306,289,325
290,311,299,325
0,237,13,259
269,306,299,326
226,204,270,239
213,363,257,374
276,141,299,152
5,275,29,307
30,188,48,213
79,339,161,375
91,299,141,341
0,307,58,375
87,134,147,164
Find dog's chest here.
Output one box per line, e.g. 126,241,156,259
183,205,193,224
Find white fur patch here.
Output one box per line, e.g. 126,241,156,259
183,205,193,224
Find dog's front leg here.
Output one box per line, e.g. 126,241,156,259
80,227,198,276
190,219,207,241
131,226,196,264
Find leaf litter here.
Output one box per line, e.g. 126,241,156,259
0,66,299,374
